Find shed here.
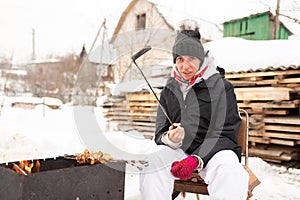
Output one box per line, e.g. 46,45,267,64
223,11,293,40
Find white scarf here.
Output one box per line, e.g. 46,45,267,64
172,65,208,91
171,53,219,98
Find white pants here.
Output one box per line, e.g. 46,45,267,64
139,146,249,200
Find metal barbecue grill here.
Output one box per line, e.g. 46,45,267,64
0,157,125,200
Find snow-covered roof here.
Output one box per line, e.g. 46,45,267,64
88,41,116,65
1,69,27,76
203,37,300,73
29,59,61,64
9,96,63,106
109,78,166,95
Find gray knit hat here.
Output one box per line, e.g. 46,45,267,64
172,30,205,64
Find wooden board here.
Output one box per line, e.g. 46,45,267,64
264,117,300,125
264,125,300,132
269,138,296,146
263,131,300,140
225,70,300,79
249,148,293,161
238,101,298,109
248,136,270,144
126,93,160,101
278,77,300,84
235,87,292,101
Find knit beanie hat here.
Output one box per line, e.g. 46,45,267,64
172,29,205,64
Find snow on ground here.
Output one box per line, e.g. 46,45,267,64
0,105,299,200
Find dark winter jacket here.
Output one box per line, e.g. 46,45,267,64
154,73,242,167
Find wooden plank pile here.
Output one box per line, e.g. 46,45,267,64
102,93,159,134
226,69,300,165
125,93,158,135
102,95,133,131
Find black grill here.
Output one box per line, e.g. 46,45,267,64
0,157,125,200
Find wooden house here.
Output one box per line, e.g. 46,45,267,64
29,59,63,97
88,34,116,84
110,0,176,82
223,11,292,40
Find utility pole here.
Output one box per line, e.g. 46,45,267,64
274,0,281,39
93,19,108,87
32,28,36,60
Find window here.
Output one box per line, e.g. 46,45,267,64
136,13,146,30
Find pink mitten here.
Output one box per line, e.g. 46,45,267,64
170,156,198,180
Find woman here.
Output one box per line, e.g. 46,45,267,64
139,24,249,200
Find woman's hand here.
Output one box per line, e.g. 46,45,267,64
171,155,198,180
168,123,185,143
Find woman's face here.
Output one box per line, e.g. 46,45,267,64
175,55,201,80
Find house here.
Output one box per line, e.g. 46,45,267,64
29,58,63,97
110,0,176,82
223,11,292,40
88,41,115,83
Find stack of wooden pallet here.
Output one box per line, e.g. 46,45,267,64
102,95,133,131
102,93,159,134
125,93,158,134
226,68,300,165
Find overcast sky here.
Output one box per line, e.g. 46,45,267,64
0,0,299,63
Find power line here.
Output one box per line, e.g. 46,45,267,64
280,13,300,24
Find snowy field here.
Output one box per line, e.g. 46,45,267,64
0,104,299,200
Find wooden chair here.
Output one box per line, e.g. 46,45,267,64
172,109,260,199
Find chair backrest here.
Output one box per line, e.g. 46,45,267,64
237,109,249,166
